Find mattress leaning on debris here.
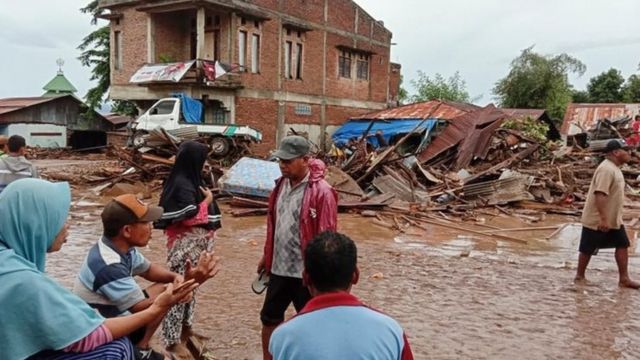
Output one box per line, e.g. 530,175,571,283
219,157,281,198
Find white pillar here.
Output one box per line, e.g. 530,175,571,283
197,7,206,60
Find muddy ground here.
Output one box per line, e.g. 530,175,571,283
40,160,640,360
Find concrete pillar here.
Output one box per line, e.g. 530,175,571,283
277,101,286,145
147,14,155,63
196,7,206,60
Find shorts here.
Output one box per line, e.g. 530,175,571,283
579,225,630,255
260,274,311,326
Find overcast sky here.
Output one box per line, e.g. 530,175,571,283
2,0,640,105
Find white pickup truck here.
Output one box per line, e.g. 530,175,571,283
130,97,262,158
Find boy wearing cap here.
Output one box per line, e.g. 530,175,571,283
575,139,640,288
74,194,219,358
256,135,338,359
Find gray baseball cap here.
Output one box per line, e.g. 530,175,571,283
605,139,631,153
272,135,310,160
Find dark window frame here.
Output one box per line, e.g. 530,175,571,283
339,50,352,78
356,54,369,80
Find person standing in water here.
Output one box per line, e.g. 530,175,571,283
155,141,222,354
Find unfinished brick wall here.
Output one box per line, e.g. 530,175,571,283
110,6,147,85
326,105,372,126
153,11,191,63
235,97,279,155
105,0,399,156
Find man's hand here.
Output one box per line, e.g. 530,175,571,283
185,251,221,285
257,255,266,274
200,186,213,205
152,278,199,310
598,218,610,232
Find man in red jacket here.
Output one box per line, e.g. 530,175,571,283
257,135,338,360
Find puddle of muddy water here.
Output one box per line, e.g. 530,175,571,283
43,190,640,359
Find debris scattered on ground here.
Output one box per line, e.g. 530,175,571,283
33,106,640,241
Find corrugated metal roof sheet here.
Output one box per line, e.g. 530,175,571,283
561,103,640,135
417,104,506,169
0,97,59,115
353,100,480,120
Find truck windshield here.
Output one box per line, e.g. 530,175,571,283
151,100,176,115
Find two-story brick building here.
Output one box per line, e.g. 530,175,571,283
98,0,401,154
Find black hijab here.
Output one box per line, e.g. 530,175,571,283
155,141,221,230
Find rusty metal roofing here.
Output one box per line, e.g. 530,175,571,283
353,100,480,120
0,97,59,116
417,104,507,169
561,103,640,135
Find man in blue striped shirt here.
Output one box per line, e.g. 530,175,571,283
73,194,220,358
269,231,414,360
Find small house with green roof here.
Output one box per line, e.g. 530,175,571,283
0,60,114,148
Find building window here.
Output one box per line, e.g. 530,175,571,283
114,31,123,70
238,30,247,69
295,43,303,79
339,50,352,78
357,54,369,80
251,34,260,73
284,41,293,79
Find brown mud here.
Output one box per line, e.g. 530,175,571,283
46,188,640,360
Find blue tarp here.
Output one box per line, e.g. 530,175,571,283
172,93,203,123
331,118,438,148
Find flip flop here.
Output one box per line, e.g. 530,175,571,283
251,270,270,295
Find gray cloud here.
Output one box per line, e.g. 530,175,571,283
1,0,640,105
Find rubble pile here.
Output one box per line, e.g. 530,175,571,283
39,130,224,196
34,105,640,241
306,106,640,240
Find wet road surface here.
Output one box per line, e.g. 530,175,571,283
47,189,640,359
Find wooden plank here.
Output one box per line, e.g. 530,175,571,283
479,225,560,234
407,216,529,244
141,153,175,165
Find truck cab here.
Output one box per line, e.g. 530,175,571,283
131,96,262,158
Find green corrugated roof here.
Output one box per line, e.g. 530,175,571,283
42,72,77,96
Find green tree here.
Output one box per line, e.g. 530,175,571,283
571,89,590,103
397,75,409,105
622,74,640,103
493,47,586,121
78,1,137,118
410,71,471,103
586,68,625,103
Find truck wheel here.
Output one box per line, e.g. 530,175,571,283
132,131,148,148
209,137,231,157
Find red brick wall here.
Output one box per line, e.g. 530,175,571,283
235,97,279,155
357,9,372,37
153,11,191,63
284,103,322,125
281,0,325,23
282,30,323,95
327,0,356,32
111,6,148,85
237,16,279,91
326,105,371,126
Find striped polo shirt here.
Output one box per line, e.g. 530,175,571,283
73,236,150,317
269,292,414,360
